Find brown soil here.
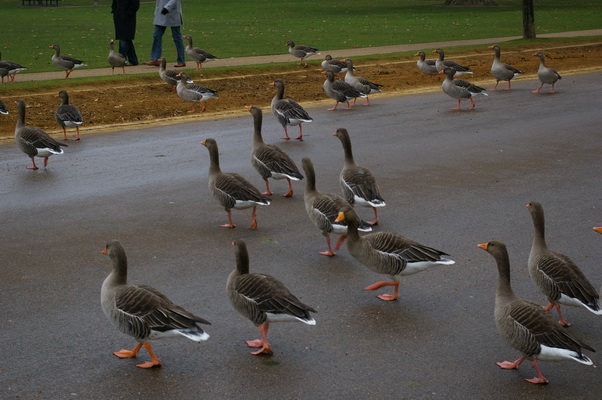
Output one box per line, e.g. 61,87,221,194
1,41,601,140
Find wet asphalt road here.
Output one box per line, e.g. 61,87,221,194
2,73,602,400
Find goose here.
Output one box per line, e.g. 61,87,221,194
332,128,385,225
49,44,86,79
55,90,83,141
247,105,303,198
270,79,313,141
101,240,210,369
335,207,454,301
322,70,366,111
159,58,180,92
176,72,218,113
0,100,7,115
415,50,438,81
478,240,595,384
107,39,126,75
182,35,217,71
286,40,320,67
227,240,316,355
201,138,271,229
489,44,522,90
321,54,347,78
526,201,601,327
343,58,382,106
432,48,472,75
15,99,66,170
440,67,487,111
0,52,26,83
532,51,562,94
302,157,371,257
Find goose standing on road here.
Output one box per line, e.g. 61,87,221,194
270,79,313,141
332,128,385,225
201,138,271,229
336,207,454,301
50,44,86,79
247,105,303,197
489,44,522,90
532,51,562,94
440,67,487,111
227,240,316,355
322,70,366,111
526,201,601,326
55,90,83,141
478,240,595,384
15,99,66,170
101,240,211,369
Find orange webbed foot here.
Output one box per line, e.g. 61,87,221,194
136,359,162,368
113,349,138,359
376,293,399,301
496,361,520,370
220,223,237,229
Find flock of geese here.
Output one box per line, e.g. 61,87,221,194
5,39,588,386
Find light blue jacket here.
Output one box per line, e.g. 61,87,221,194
153,0,183,27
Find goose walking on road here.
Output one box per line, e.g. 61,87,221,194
227,240,316,355
532,51,562,94
478,240,595,384
270,79,313,141
101,240,210,369
440,67,487,111
247,105,303,197
344,58,382,106
322,70,366,111
489,44,522,90
336,207,454,301
15,99,66,170
526,201,601,327
201,138,271,229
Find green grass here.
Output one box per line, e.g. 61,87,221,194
1,0,601,73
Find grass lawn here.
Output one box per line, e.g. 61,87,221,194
1,0,601,73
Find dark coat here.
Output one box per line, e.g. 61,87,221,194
112,0,140,40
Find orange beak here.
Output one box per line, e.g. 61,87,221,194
593,227,602,234
477,242,488,250
102,247,107,255
200,140,207,146
244,105,252,110
334,211,345,223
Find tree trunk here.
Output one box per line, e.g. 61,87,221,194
522,0,536,38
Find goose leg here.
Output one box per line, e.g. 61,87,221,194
496,355,525,370
505,81,512,91
368,207,379,226
544,303,571,327
187,103,196,113
283,178,294,198
320,236,336,257
135,342,162,368
328,102,340,111
249,206,258,229
62,127,69,141
281,126,291,141
525,360,549,384
491,81,500,91
364,280,400,301
334,234,347,251
65,69,72,79
262,180,273,196
362,96,371,106
246,323,273,355
75,126,81,141
549,83,556,94
28,157,39,170
294,124,303,141
531,83,543,94
220,211,236,229
468,97,476,110
113,342,143,359
451,99,461,110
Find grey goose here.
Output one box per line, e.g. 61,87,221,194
532,51,562,94
15,99,66,170
247,105,303,197
201,138,271,229
0,51,26,83
101,240,210,368
322,70,366,111
176,72,218,113
489,44,522,90
286,40,320,67
270,79,313,141
332,128,385,225
526,201,601,327
183,35,217,71
159,57,180,92
302,157,371,257
343,58,382,106
415,50,438,80
432,48,472,75
440,67,487,111
107,39,126,75
55,90,83,141
50,44,86,79
227,240,316,355
478,240,594,384
336,207,454,301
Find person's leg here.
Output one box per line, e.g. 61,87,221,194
150,25,166,61
170,26,186,64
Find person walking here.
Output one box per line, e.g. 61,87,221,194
144,0,186,67
111,0,140,66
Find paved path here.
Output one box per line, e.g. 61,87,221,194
17,29,602,82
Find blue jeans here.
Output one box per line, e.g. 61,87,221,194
150,25,185,64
